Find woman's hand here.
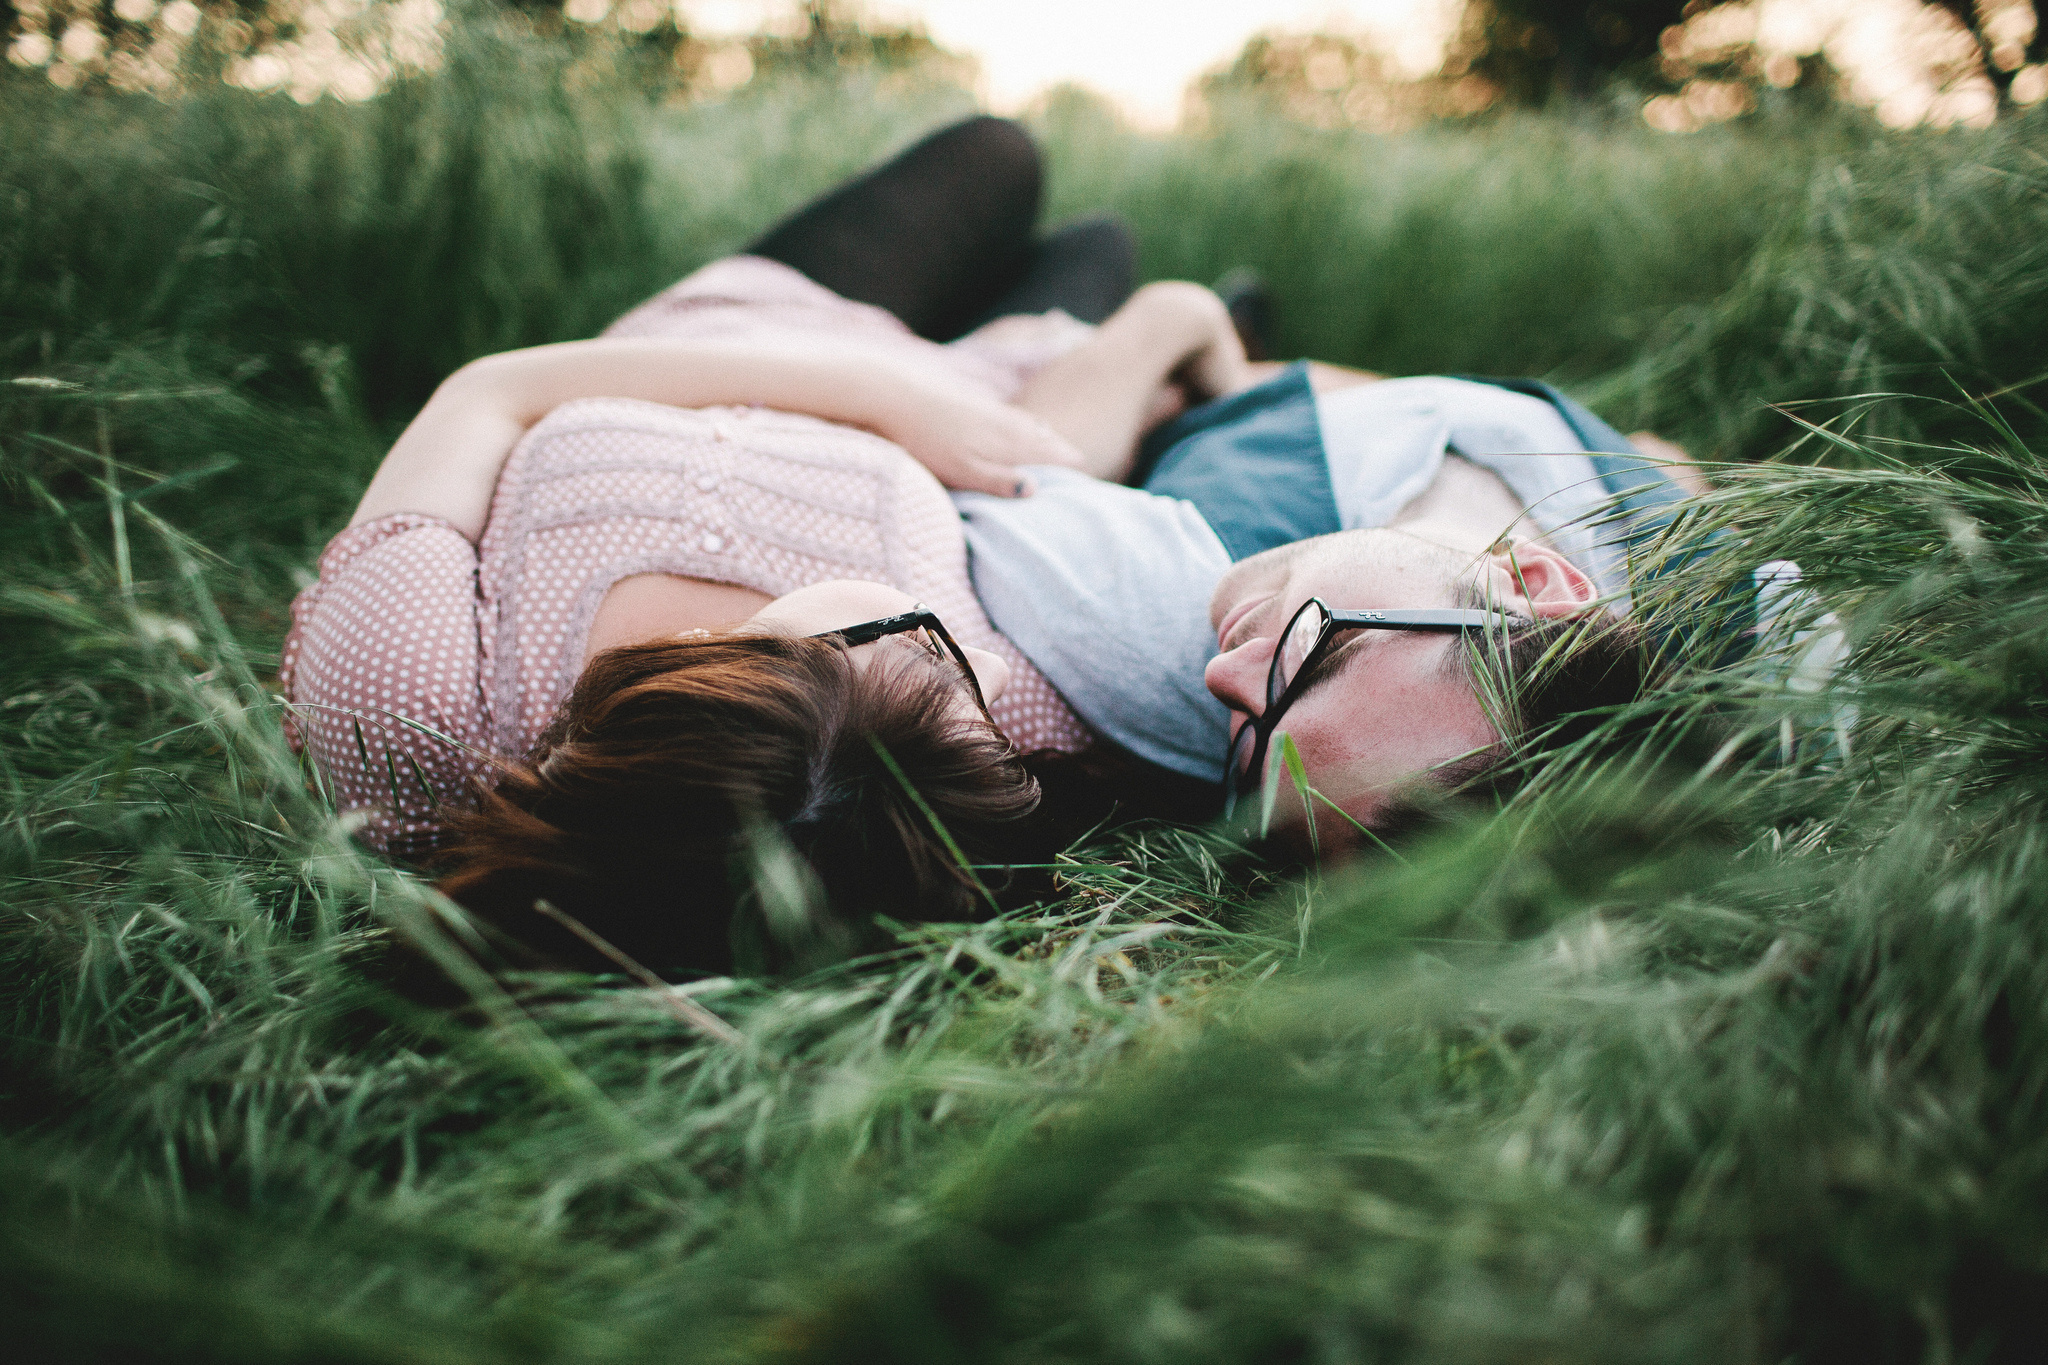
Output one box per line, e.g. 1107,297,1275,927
868,374,1086,497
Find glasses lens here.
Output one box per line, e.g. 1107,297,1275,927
1270,600,1330,710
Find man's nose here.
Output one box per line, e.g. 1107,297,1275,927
1203,636,1275,717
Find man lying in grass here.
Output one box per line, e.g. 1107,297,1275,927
974,301,1680,843
284,116,1700,978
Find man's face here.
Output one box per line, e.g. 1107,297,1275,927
1203,524,1597,845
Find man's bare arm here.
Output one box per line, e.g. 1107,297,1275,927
1012,282,1250,482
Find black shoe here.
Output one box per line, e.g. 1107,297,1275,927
969,214,1140,329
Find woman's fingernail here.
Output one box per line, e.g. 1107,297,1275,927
1013,478,1029,497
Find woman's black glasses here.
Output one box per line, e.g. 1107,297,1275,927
814,606,990,719
1222,597,1518,817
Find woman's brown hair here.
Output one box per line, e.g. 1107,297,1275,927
435,633,1042,978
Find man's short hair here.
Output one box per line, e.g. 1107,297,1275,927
1430,582,1651,804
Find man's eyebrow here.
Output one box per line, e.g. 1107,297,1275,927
1285,631,1373,707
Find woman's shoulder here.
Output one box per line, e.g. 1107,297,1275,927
282,512,478,693
280,511,492,858
305,510,471,583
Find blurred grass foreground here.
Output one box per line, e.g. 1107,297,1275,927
8,4,2048,1361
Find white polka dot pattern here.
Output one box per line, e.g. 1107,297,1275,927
278,514,493,861
281,256,1096,854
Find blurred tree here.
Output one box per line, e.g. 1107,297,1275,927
1925,1,2046,108
1,0,963,98
1449,0,1691,103
3,0,441,94
742,0,963,80
1448,0,2048,117
1193,30,1446,131
1651,0,2045,127
1194,4,1697,126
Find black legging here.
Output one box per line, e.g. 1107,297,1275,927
745,116,1138,342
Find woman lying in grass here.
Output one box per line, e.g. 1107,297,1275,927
284,117,1691,978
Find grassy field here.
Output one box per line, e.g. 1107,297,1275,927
7,15,2048,1362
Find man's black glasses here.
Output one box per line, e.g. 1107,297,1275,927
1222,598,1519,817
813,605,990,719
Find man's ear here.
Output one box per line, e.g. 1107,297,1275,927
1478,539,1598,619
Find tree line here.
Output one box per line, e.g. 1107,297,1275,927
5,0,2045,122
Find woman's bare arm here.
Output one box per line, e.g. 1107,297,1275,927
1012,282,1252,482
350,338,1082,541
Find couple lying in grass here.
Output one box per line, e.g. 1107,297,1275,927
284,116,1702,979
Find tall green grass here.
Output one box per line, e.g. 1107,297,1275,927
7,13,2048,1362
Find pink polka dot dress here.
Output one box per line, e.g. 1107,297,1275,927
280,257,1096,858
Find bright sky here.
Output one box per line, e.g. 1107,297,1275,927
694,0,1458,126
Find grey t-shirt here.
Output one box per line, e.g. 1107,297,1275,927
953,468,1236,779
954,378,1609,782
